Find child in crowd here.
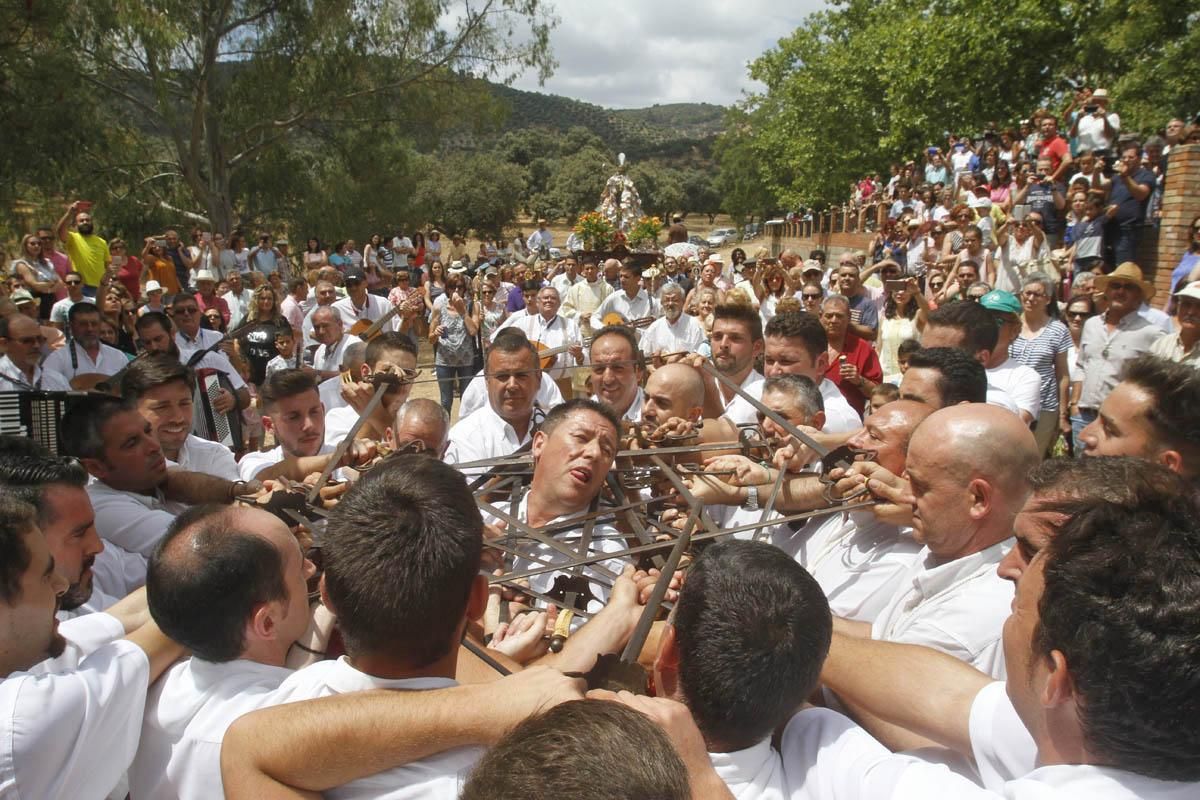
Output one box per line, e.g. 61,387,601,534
1067,191,1106,274
882,337,921,385
138,281,166,316
869,383,900,414
265,328,298,381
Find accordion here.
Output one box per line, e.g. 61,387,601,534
192,368,243,450
0,391,87,455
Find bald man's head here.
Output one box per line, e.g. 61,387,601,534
905,404,1038,559
388,398,451,457
848,399,933,475
641,363,706,427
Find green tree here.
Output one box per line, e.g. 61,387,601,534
417,151,527,240
628,162,684,219
62,0,556,232
531,145,610,222
713,108,777,225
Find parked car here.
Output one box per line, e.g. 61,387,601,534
706,228,738,248
741,223,761,241
687,235,707,247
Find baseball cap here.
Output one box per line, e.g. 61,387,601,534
979,290,1022,315
343,267,367,283
1172,281,1200,302
10,289,35,305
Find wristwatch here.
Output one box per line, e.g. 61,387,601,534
743,485,760,511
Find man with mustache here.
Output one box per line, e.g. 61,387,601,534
41,302,128,386
639,283,706,364
135,311,246,417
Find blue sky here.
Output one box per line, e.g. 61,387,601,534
509,0,826,109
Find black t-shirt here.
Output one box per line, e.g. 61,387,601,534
1025,181,1065,235
1108,167,1156,227
237,319,284,385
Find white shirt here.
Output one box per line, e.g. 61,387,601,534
550,272,582,298
730,277,761,309
717,503,799,556
1074,110,1120,152
391,236,413,269
56,582,122,621
640,314,707,357
35,612,126,672
176,434,239,480
319,374,349,414
986,384,1021,415
313,333,363,375
90,542,148,600
458,370,563,419
42,340,127,383
709,738,785,799
562,279,613,328
324,404,363,447
496,313,582,381
721,370,766,427
444,403,535,470
129,658,293,800
87,478,188,558
488,493,627,615
995,236,1049,294
987,359,1041,420
332,294,391,329
591,386,643,424
270,661,482,800
0,636,149,799
871,540,1013,678
797,511,923,623
526,228,553,252
175,329,248,391
238,442,336,481
819,378,864,434
0,354,70,392
222,289,252,329
173,327,224,361
50,296,82,327
590,290,657,333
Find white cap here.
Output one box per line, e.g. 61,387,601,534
194,270,217,283
1172,280,1200,302
145,280,163,293
707,253,724,264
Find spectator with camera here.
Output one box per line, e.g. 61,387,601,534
1067,88,1120,157
1105,141,1157,266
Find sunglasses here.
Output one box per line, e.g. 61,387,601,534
1066,311,1092,319
66,280,82,286
1107,282,1137,292
175,306,199,315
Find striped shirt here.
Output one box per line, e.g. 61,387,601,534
1009,319,1072,411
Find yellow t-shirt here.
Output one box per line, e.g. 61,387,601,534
64,231,111,287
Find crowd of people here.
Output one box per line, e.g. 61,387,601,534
0,187,1199,800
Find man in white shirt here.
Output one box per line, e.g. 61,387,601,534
135,311,249,416
562,258,613,339
840,404,1039,678
794,400,929,622
549,255,583,298
0,496,184,800
590,262,657,333
710,303,765,427
119,354,240,481
763,310,863,436
391,232,413,271
309,307,363,382
240,369,374,482
332,267,390,329
386,397,451,458
324,332,418,446
921,300,1023,414
49,270,87,329
301,279,340,348
0,313,70,391
640,283,706,363
638,362,705,432
527,218,553,255
495,285,583,398
979,291,1042,426
222,271,253,329
898,346,990,407
589,325,645,424
445,330,545,468
42,302,128,388
129,503,314,799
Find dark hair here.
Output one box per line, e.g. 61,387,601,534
147,505,288,662
588,325,644,371
488,328,539,367
322,456,482,666
460,700,690,800
287,277,308,293
926,299,999,354
712,302,764,341
305,237,322,254
764,310,827,357
1121,356,1200,476
260,369,318,410
119,353,194,401
884,287,919,320
135,310,173,337
67,300,100,326
897,337,922,359
0,442,89,526
61,395,136,460
904,347,988,405
674,540,831,750
364,331,417,366
540,398,621,441
871,383,900,403
1035,497,1200,780
0,498,38,604
1029,456,1193,506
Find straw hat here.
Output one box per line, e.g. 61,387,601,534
1094,262,1155,301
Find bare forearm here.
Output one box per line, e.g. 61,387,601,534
125,619,186,682
221,684,519,795
163,469,236,504
776,474,832,512
534,603,640,674
820,633,988,755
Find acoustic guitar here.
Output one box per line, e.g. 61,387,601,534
535,316,654,369
348,299,407,340
601,312,656,329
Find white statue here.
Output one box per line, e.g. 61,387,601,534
597,152,644,233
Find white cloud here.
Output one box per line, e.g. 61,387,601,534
508,0,826,109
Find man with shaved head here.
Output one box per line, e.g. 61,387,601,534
842,404,1039,678
639,362,706,430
